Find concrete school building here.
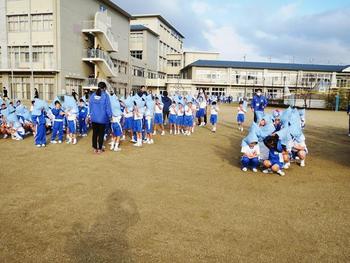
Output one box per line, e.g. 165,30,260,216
173,61,350,101
0,0,134,101
0,0,349,104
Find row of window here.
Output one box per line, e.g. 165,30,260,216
167,60,181,67
160,23,182,42
10,77,55,100
7,14,53,32
130,50,143,60
7,46,54,68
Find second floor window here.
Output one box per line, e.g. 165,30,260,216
8,15,29,32
32,14,53,31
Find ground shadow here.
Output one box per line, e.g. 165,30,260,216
65,190,140,263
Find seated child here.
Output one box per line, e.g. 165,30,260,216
291,134,308,167
237,101,246,132
241,135,260,173
210,101,219,132
263,136,286,176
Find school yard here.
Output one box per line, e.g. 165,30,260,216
0,104,349,262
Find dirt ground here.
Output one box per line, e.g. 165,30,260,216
0,104,349,263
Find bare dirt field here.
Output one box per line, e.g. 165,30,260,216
0,104,349,263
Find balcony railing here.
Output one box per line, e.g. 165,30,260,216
84,48,115,71
82,12,118,52
83,78,113,90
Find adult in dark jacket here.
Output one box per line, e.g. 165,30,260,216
162,91,171,124
89,82,112,154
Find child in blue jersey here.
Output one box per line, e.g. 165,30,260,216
78,99,88,137
153,97,165,136
262,136,285,176
176,102,184,135
237,101,246,132
110,115,122,152
272,110,282,132
168,101,177,135
66,108,77,145
34,109,47,147
50,101,65,144
133,102,143,147
184,101,193,136
210,101,219,133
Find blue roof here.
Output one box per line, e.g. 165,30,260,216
130,25,159,37
184,60,349,73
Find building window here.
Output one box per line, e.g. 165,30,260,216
34,77,55,100
65,78,83,97
167,60,181,67
148,71,158,79
7,15,29,32
8,46,30,67
167,74,180,79
11,76,31,100
32,46,54,68
32,14,53,31
130,50,143,60
133,67,144,77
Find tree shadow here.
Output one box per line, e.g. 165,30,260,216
65,190,140,263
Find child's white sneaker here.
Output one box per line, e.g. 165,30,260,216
110,143,115,150
41,144,46,147
149,139,154,144
252,168,258,173
283,162,290,169
36,144,42,148
82,134,88,137
50,140,57,144
58,140,62,144
263,169,272,174
161,131,165,136
3,134,8,139
113,146,121,152
242,167,248,172
277,170,285,176
153,131,156,136
130,138,137,143
121,135,126,141
300,160,305,167
73,139,77,145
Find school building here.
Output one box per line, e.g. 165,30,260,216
0,0,349,105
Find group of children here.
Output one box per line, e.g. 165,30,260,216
0,91,220,150
240,106,307,176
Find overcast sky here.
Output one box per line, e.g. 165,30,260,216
113,0,350,65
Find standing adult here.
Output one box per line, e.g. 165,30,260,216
3,87,8,98
251,89,268,123
72,89,78,101
34,88,39,99
89,82,112,154
161,91,171,125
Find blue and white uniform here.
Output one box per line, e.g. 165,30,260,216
111,116,122,137
144,108,153,134
78,105,88,135
34,111,47,146
184,105,193,127
210,105,219,125
51,108,64,141
133,108,143,133
154,104,163,125
176,105,184,126
168,104,177,125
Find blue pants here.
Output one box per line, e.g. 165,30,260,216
35,124,47,145
51,121,63,141
241,157,259,169
79,118,87,134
